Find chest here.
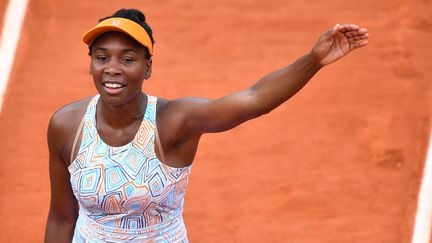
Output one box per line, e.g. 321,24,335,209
69,138,190,216
95,118,144,148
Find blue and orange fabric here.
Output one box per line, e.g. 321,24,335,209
68,94,192,242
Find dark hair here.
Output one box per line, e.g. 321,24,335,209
88,8,154,59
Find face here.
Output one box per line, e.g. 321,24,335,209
89,31,152,106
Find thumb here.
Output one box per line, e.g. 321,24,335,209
332,24,340,34
322,24,340,41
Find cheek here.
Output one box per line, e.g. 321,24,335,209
89,63,103,79
129,67,147,83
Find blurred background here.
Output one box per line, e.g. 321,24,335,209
0,0,430,242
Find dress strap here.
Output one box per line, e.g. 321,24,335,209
144,94,157,122
155,124,167,165
148,95,167,164
70,116,85,163
70,95,99,164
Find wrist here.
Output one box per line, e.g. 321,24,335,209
305,52,324,70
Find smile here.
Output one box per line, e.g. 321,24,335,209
104,82,125,88
102,82,126,95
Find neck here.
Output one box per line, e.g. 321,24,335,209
97,92,147,129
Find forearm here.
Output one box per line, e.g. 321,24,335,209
250,53,322,115
179,24,368,135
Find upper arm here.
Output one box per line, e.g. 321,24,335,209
45,98,96,242
46,111,79,222
161,87,264,137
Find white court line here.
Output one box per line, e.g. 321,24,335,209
0,0,29,113
412,133,432,243
0,0,430,241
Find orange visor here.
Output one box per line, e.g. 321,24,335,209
82,17,153,55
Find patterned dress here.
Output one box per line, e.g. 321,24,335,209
68,94,192,242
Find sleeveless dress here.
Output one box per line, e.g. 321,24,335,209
68,94,192,242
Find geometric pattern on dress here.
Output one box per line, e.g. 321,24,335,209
68,94,192,242
104,165,128,193
78,164,103,195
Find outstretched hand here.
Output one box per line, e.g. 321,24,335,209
311,24,369,66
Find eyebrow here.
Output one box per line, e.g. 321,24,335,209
123,48,138,53
93,47,107,52
93,47,138,53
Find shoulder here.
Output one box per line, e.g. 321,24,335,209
155,96,212,138
157,97,211,115
155,96,212,126
49,96,93,131
47,97,93,157
155,96,169,112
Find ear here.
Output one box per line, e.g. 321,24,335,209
144,59,152,79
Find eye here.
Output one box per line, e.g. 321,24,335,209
121,57,135,64
95,55,108,62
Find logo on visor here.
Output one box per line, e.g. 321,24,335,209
112,19,121,26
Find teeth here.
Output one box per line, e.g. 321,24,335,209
105,83,122,88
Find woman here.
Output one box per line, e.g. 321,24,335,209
45,8,368,242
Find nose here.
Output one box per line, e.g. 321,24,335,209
104,60,122,76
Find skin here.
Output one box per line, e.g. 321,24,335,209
44,24,369,242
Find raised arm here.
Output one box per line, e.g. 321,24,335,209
165,24,368,135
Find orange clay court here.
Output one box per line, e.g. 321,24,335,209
0,0,431,242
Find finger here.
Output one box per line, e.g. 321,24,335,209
344,29,368,38
351,40,368,50
348,33,369,42
358,28,368,34
336,24,360,33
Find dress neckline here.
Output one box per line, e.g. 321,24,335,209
93,94,150,149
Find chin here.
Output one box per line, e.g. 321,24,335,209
98,89,142,107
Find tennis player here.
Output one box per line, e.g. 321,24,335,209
44,8,368,242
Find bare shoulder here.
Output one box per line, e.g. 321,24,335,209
155,97,213,126
157,97,211,115
155,96,212,142
49,97,93,131
47,97,93,157
155,96,169,112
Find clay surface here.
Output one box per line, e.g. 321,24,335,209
0,0,430,242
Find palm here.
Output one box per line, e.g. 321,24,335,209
312,24,369,66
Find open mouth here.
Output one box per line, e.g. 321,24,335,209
103,82,125,89
102,82,126,95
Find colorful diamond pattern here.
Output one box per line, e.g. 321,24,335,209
69,94,192,235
